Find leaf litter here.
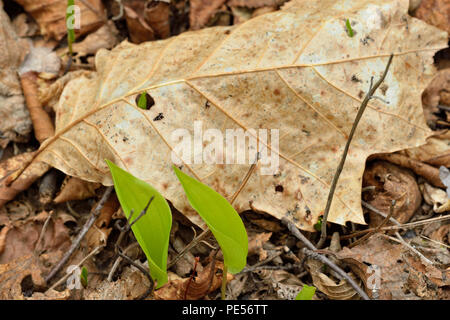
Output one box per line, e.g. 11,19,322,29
0,0,449,300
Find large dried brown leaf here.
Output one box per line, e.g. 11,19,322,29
14,0,448,231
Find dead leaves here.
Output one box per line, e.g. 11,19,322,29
415,0,450,34
363,161,421,226
0,0,32,148
336,234,450,300
14,0,106,41
21,0,447,233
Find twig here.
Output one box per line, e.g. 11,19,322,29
348,200,396,248
316,54,394,249
221,264,228,300
302,248,370,300
118,250,155,300
107,242,139,282
282,217,370,300
45,187,113,283
35,210,54,254
340,214,450,240
48,245,103,292
107,197,153,282
362,201,435,265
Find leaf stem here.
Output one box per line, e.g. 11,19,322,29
316,54,394,249
221,264,228,300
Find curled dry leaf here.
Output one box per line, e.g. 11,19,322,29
53,176,101,203
123,0,171,44
155,260,232,300
420,182,449,212
373,153,445,188
421,69,450,127
14,0,106,41
414,0,450,34
405,130,450,167
305,258,359,300
0,152,50,208
336,234,450,299
363,161,421,226
0,1,32,148
189,0,227,30
70,21,120,58
13,0,448,231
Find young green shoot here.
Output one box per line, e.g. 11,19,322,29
173,166,248,299
66,0,76,57
345,19,354,37
137,92,148,110
295,285,316,300
106,160,172,288
80,266,88,288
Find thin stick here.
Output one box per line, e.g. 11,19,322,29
303,248,370,300
118,251,155,299
340,214,450,240
35,210,54,254
348,200,396,248
281,217,370,300
48,245,103,291
45,186,113,283
316,54,394,249
362,201,434,265
107,242,139,282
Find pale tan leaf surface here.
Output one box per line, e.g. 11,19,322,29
30,0,447,231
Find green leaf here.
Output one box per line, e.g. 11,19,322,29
137,92,148,110
80,266,88,288
173,166,248,274
345,19,354,37
106,160,172,288
313,216,323,232
295,285,316,300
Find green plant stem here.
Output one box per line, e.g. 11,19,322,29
221,264,228,300
316,54,394,249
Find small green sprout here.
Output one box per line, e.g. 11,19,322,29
295,285,316,300
66,0,76,56
80,266,88,288
314,215,323,232
346,19,354,37
137,92,148,110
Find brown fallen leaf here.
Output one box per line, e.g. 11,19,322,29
189,0,227,30
414,0,450,34
419,182,449,213
336,234,450,299
14,0,106,41
373,153,445,188
306,258,359,300
421,69,450,127
8,0,448,231
12,13,39,38
0,152,50,208
0,1,32,148
0,255,46,299
405,130,450,167
145,1,171,39
71,21,120,57
53,176,101,203
256,268,306,299
363,161,421,226
248,231,272,261
0,211,71,265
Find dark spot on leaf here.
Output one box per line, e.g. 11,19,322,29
273,89,280,96
224,30,231,35
351,75,362,83
205,101,211,109
358,90,365,99
275,185,284,192
153,113,164,121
